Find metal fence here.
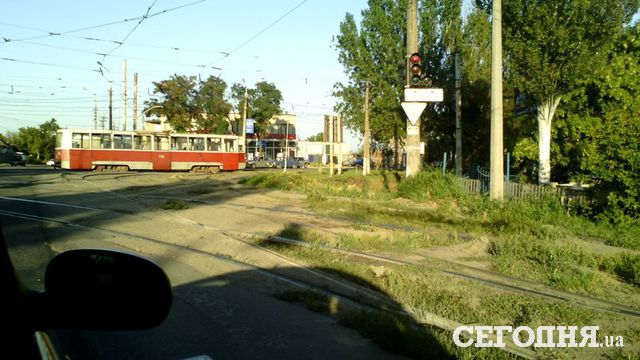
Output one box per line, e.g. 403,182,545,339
459,169,589,207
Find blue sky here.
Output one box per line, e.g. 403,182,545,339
2,1,636,142
0,0,368,140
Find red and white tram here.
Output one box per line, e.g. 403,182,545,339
54,129,246,172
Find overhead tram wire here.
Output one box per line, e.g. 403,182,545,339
0,0,207,45
2,22,225,55
0,57,93,71
99,0,158,66
206,0,309,66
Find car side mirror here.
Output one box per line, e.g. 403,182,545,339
34,249,172,331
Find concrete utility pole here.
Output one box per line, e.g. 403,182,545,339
284,122,289,172
94,98,98,130
337,115,343,175
242,80,248,156
363,81,371,176
406,0,421,177
133,72,138,131
490,0,504,200
122,59,127,131
109,85,113,131
329,115,334,177
455,52,462,176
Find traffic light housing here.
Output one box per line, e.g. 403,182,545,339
408,52,423,87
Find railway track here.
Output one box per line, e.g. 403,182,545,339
79,172,640,319
0,206,537,359
4,171,638,358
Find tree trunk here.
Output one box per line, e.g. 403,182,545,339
536,96,561,184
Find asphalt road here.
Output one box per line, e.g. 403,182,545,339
0,165,403,360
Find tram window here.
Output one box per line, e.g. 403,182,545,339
207,138,221,151
190,138,205,151
72,133,89,149
91,134,101,149
56,133,62,148
134,135,152,150
114,135,132,149
155,136,170,150
172,137,189,151
98,134,111,149
224,139,236,152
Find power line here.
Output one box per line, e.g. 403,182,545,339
0,56,93,71
0,0,207,44
207,0,309,66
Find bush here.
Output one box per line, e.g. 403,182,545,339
614,254,640,287
397,170,468,202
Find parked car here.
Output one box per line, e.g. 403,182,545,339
46,159,61,169
274,157,308,169
247,157,275,169
9,153,27,167
293,157,309,168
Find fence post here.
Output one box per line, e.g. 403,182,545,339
442,152,447,176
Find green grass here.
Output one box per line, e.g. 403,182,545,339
279,223,463,253
160,199,190,210
187,186,216,195
263,242,639,359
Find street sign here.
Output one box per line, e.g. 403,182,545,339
245,118,255,134
401,102,427,126
404,88,443,102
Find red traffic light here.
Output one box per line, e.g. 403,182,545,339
409,52,423,86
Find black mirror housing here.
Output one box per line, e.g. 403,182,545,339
34,249,172,331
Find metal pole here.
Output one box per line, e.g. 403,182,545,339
329,116,334,176
406,0,421,177
363,81,371,175
442,152,447,176
133,72,138,131
284,122,289,173
242,81,248,156
109,85,113,131
455,52,462,176
337,116,343,175
490,0,504,200
122,59,127,131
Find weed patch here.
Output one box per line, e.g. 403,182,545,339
161,199,189,210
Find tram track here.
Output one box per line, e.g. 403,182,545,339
4,170,637,358
0,207,537,359
77,172,640,319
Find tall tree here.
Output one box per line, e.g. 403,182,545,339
333,2,406,154
6,118,59,161
333,0,467,166
554,24,640,221
146,75,233,133
196,76,232,134
479,0,640,184
230,81,283,136
146,75,199,132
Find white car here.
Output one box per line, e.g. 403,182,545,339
46,159,60,169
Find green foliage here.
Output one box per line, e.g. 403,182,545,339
145,75,232,133
397,170,468,201
196,76,232,133
340,311,452,360
333,4,406,144
614,254,640,287
553,24,640,222
5,118,59,161
160,199,189,210
230,81,283,136
305,132,324,142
